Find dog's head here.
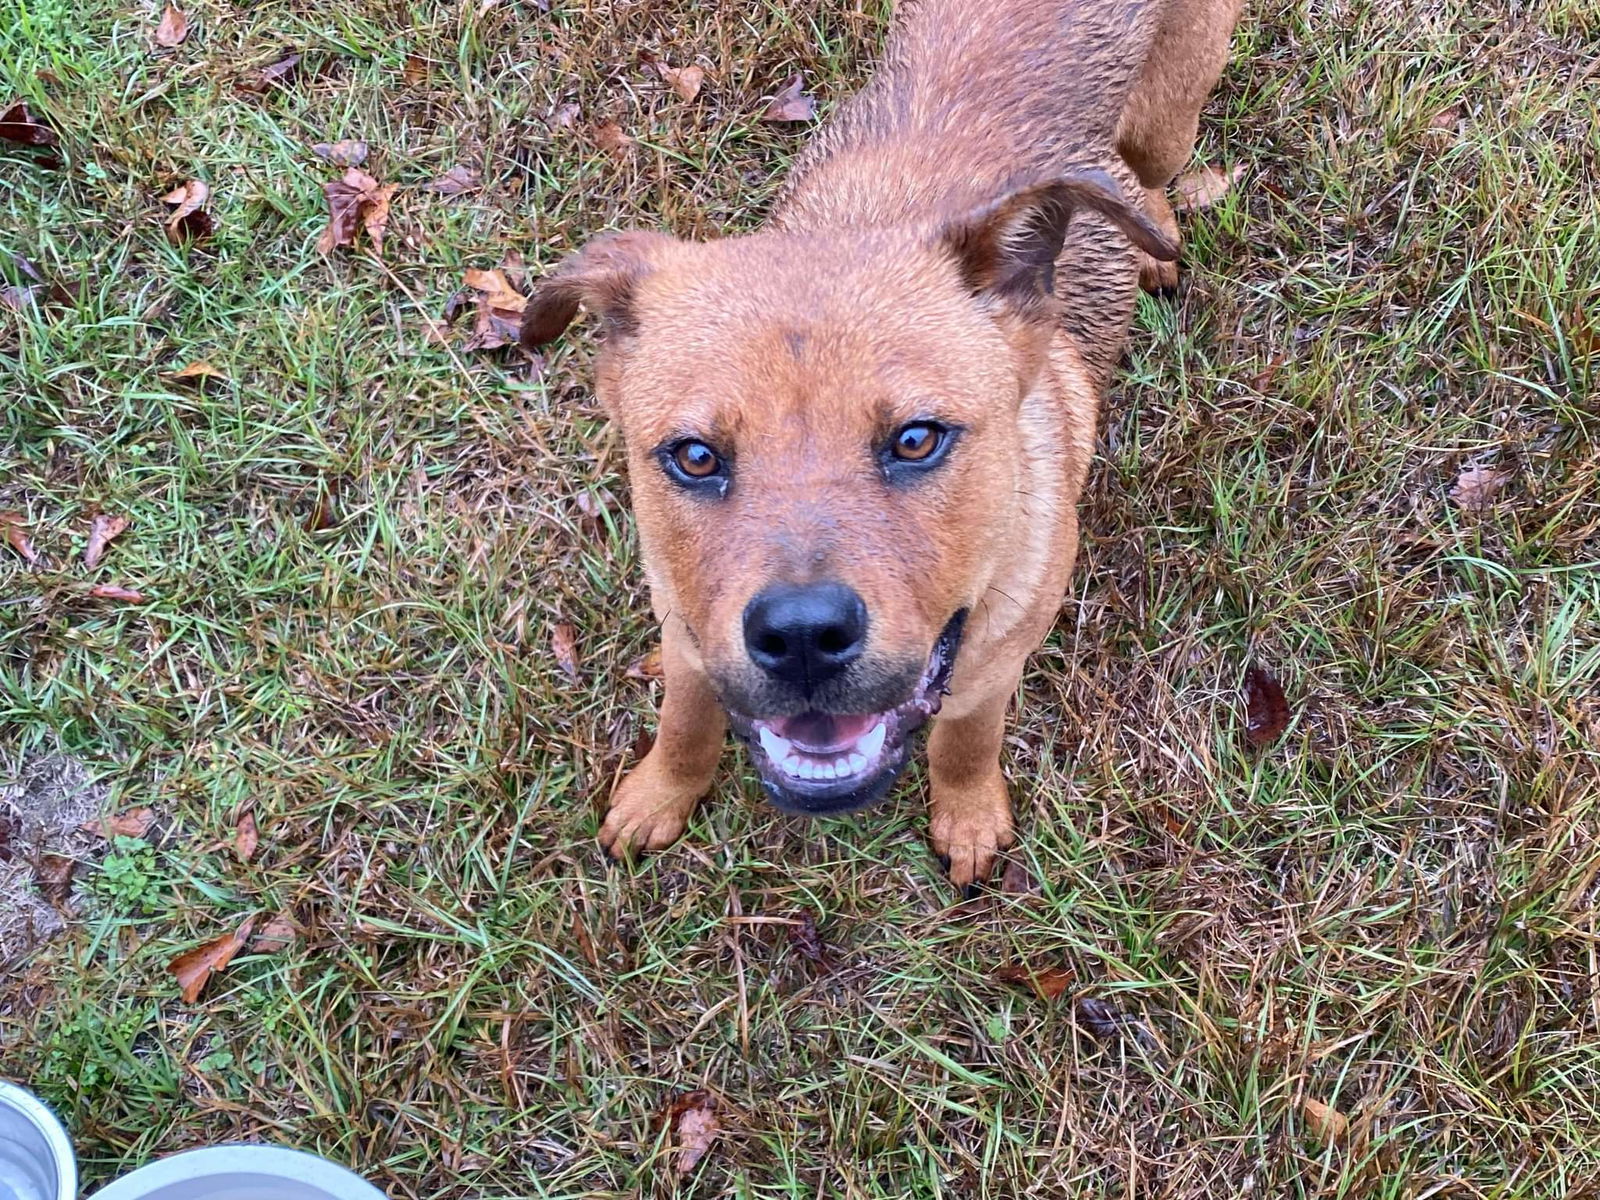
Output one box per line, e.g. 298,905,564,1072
526,170,1175,815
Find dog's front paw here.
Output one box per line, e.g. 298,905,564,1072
929,779,1015,890
598,763,702,859
1138,251,1180,294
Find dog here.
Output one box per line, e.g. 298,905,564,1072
523,0,1242,888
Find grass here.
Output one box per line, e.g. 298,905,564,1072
2,0,1598,1194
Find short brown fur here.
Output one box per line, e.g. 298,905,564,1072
526,0,1241,886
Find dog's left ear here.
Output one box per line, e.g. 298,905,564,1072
940,169,1179,312
521,230,676,349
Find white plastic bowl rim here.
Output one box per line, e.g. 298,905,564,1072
87,1145,386,1200
0,1079,77,1200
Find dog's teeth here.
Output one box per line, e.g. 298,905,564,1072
758,726,794,764
845,753,867,775
858,721,887,762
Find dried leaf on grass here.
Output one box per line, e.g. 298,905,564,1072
316,168,396,255
154,3,188,47
402,55,429,86
169,915,256,1003
1243,664,1290,749
1301,1097,1349,1145
0,812,14,863
1428,106,1462,131
552,623,580,682
592,120,633,155
34,854,76,905
253,913,298,953
0,101,57,147
234,811,258,862
312,139,369,168
657,62,705,102
995,964,1074,999
161,180,214,243
788,909,831,970
82,807,155,839
89,584,146,603
999,857,1040,894
254,52,301,89
549,102,581,129
83,513,130,569
763,74,816,122
169,360,225,381
2,511,39,564
664,1090,719,1174
1450,464,1511,511
460,266,528,351
427,164,481,196
1172,162,1244,212
626,646,663,680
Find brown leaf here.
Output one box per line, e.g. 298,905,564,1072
0,101,58,147
161,180,214,243
460,267,528,351
1074,996,1129,1040
168,360,225,381
1300,1097,1349,1145
255,52,301,88
312,139,369,168
427,164,481,196
657,62,705,103
999,857,1039,895
0,812,14,863
402,55,429,86
626,646,664,680
2,511,39,564
1172,162,1244,213
1428,106,1462,131
362,183,397,253
1243,664,1291,749
665,1091,719,1174
316,167,390,255
788,908,830,970
234,811,259,862
89,584,146,602
1450,464,1511,512
763,73,817,122
154,3,188,47
82,806,156,839
995,964,1074,999
1,284,36,309
549,102,581,129
168,916,256,1003
552,623,580,682
592,120,633,155
83,512,130,569
252,913,299,953
34,854,76,905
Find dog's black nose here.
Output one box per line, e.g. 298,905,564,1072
743,582,867,688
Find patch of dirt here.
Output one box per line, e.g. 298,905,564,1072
0,749,106,965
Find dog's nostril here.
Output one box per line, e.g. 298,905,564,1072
756,632,788,659
817,626,851,656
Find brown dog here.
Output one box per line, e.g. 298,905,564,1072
524,0,1241,887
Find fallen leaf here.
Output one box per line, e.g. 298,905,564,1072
1243,664,1291,749
1074,996,1129,1040
1172,162,1244,213
574,488,614,538
168,360,225,381
34,854,75,905
1570,305,1599,359
1,284,36,309
788,908,830,970
427,164,481,196
499,247,526,290
995,964,1074,1000
1429,106,1462,131
549,102,580,129
999,857,1039,895
463,267,526,312
763,74,816,122
161,180,214,243
255,52,301,88
316,167,393,255
0,100,57,147
592,120,633,155
2,511,39,564
0,812,14,863
82,806,156,839
1301,1097,1349,1145
665,1090,719,1174
253,913,298,953
155,3,188,46
402,55,429,86
460,267,528,351
626,646,663,679
657,62,705,102
312,139,368,167
83,512,130,569
552,623,580,682
89,584,146,602
306,478,340,531
1450,464,1511,512
168,916,256,1003
234,811,258,862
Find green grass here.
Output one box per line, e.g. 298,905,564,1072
3,0,1598,1195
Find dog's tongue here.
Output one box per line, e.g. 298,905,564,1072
774,711,880,753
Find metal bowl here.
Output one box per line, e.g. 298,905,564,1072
87,1145,386,1200
0,1080,77,1200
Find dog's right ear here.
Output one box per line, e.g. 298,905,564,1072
521,231,675,350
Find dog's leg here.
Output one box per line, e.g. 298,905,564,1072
599,624,726,858
1117,0,1243,292
927,689,1015,890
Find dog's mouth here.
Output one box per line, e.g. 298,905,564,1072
728,611,966,815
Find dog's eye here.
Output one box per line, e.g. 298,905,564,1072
892,423,945,462
661,439,728,491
